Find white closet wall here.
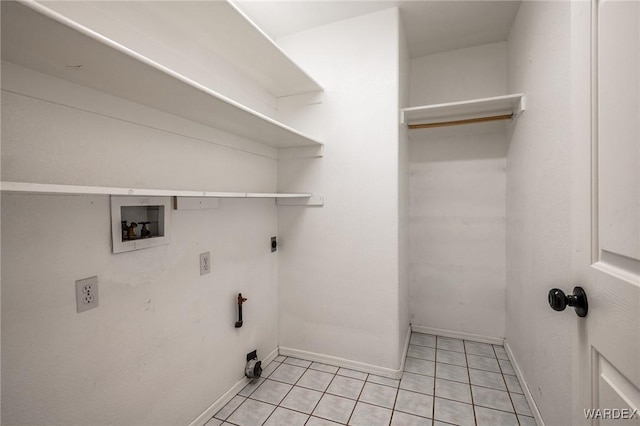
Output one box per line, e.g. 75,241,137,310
275,8,407,373
506,2,573,424
408,42,508,340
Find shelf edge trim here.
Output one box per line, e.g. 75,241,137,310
0,182,312,198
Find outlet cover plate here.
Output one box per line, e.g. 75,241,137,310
200,252,211,275
76,276,99,313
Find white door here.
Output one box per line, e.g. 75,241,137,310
571,0,640,424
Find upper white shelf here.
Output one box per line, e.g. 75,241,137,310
0,182,312,199
197,0,324,97
1,0,322,149
401,94,526,129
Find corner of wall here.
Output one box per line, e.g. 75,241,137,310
274,7,404,371
398,6,412,364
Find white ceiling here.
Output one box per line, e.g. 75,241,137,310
235,1,521,58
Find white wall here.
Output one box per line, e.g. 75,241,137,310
1,63,277,190
410,42,507,106
1,64,280,425
275,8,404,372
408,43,507,339
506,2,573,425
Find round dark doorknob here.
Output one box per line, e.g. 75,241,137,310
548,286,588,317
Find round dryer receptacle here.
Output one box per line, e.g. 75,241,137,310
245,359,262,379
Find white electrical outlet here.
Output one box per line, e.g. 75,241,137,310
76,276,99,313
200,252,211,275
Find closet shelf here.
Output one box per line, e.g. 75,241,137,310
401,93,526,129
0,182,312,199
1,0,322,149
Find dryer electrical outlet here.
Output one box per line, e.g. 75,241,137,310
76,276,99,313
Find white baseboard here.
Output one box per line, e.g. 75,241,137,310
278,347,402,379
504,341,544,426
188,347,279,426
411,325,505,345
280,329,411,381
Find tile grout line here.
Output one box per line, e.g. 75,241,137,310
495,348,522,426
433,337,439,424
259,359,358,425
281,358,318,425
391,333,422,425
344,370,369,426
295,359,340,425
463,340,479,426
246,359,290,425
408,361,521,392
302,362,337,425
389,374,402,426
309,364,359,424
303,365,335,425
258,357,303,426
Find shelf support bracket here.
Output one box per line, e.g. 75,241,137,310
278,145,324,159
276,195,324,207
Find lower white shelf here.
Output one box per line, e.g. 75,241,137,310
0,181,312,199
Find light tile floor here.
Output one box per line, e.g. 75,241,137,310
206,333,537,426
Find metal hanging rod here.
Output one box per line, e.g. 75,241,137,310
408,113,514,130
